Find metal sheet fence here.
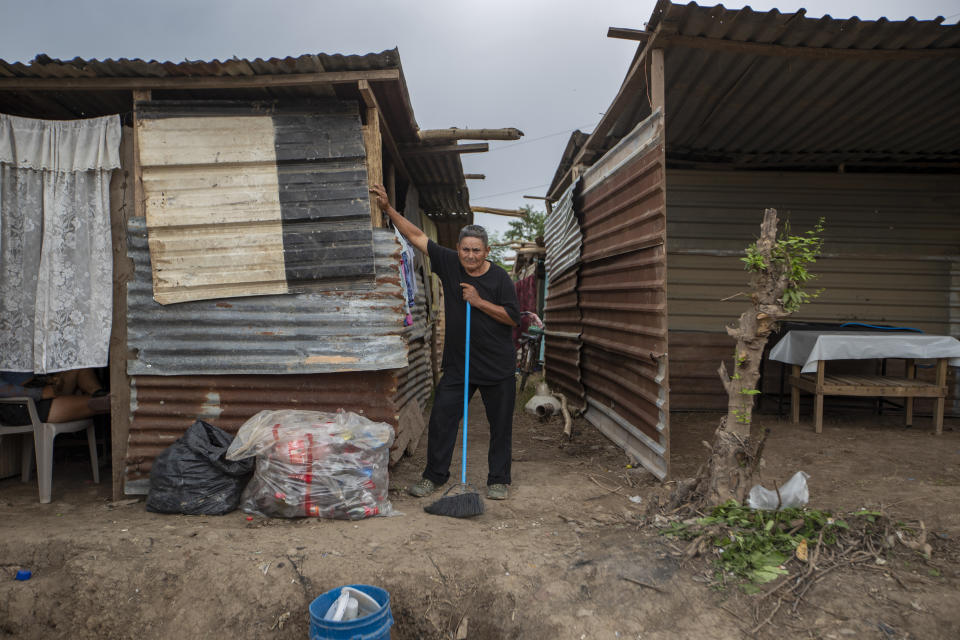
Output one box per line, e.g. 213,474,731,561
578,112,670,479
543,179,585,402
124,371,400,493
127,219,408,375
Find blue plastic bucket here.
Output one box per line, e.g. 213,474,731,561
309,584,393,640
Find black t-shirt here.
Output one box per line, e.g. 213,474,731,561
428,240,520,384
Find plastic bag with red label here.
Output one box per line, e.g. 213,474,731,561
226,409,395,520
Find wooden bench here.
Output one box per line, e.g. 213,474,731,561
789,358,948,434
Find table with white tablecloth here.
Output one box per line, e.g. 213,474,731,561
769,331,960,433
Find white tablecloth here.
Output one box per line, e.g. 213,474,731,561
769,331,960,374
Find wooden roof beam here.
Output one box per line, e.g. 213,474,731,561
607,27,652,43
418,127,524,142
0,68,401,91
464,173,486,180
402,142,488,156
471,206,526,218
357,79,411,184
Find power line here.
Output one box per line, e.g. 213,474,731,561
471,182,551,201
484,122,599,153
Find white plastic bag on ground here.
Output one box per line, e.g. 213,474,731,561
747,471,810,511
226,409,395,520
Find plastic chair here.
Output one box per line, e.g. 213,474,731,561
0,397,99,503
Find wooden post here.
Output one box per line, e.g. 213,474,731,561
814,360,825,434
934,358,948,435
791,365,801,424
385,162,396,223
905,358,915,426
363,106,383,228
109,89,149,499
651,48,666,114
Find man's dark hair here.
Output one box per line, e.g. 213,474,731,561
458,224,489,248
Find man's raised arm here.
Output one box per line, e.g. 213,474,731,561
369,184,428,254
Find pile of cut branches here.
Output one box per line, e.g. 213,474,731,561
658,502,935,633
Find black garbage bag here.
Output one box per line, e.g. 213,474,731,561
146,420,254,515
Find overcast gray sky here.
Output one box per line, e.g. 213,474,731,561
3,0,958,238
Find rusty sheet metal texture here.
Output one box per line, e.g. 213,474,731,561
395,270,433,413
578,112,669,479
124,371,399,492
127,217,408,375
544,267,584,403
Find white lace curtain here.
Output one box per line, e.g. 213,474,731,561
0,113,120,373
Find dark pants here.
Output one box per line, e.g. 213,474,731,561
422,373,515,486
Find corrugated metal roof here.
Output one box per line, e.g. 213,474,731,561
0,50,473,214
554,0,960,192
0,51,403,86
127,218,409,375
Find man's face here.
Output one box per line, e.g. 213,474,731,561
457,236,489,272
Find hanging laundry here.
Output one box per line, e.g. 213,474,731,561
0,113,120,373
394,228,417,326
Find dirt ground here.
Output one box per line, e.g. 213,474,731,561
2,383,959,640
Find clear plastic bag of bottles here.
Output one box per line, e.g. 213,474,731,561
225,409,395,520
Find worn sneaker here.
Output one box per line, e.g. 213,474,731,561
486,484,509,500
408,478,437,498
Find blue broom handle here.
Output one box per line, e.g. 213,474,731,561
462,301,471,484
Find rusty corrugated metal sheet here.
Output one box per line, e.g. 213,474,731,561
578,112,669,480
125,255,436,493
543,178,585,403
395,269,433,413
138,100,375,304
544,268,583,404
391,269,433,461
124,371,400,492
127,218,408,375
575,1,960,170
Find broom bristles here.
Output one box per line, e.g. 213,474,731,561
424,486,484,518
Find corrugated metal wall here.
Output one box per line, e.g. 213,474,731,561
125,372,400,492
138,100,375,304
666,170,960,412
124,217,434,492
127,219,408,375
577,112,670,480
543,178,585,402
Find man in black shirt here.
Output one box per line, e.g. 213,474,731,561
370,185,520,500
